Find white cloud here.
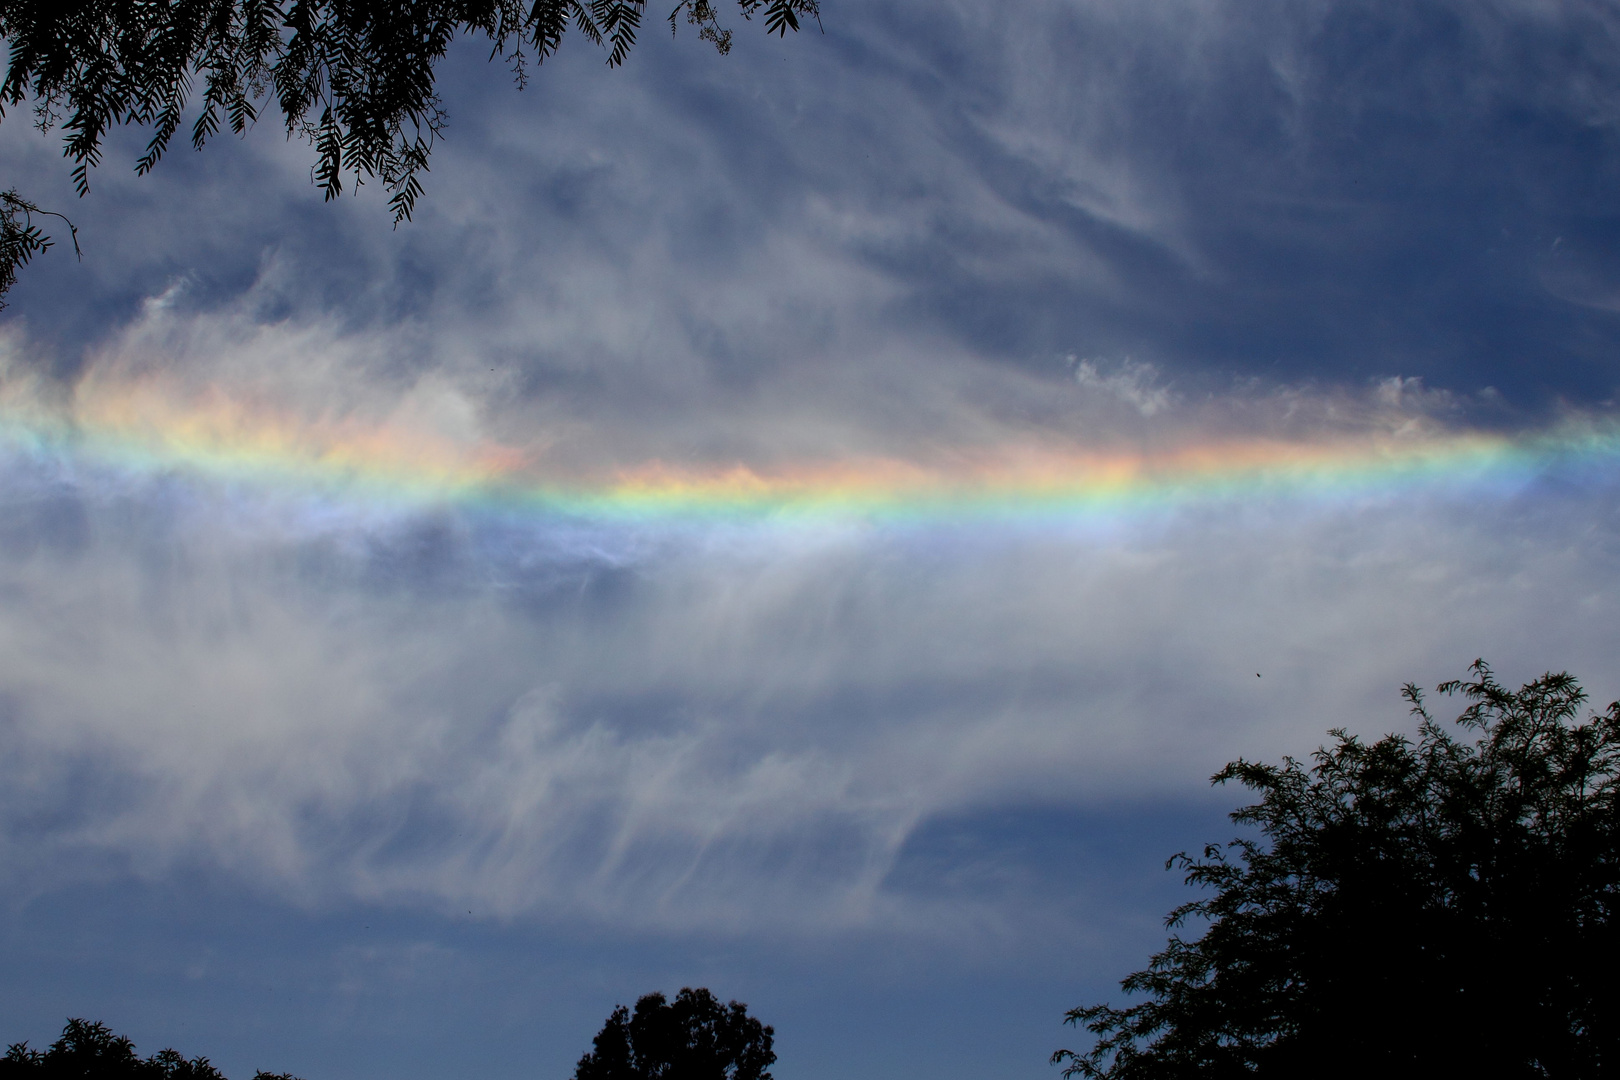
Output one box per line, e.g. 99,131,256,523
0,299,1616,939
1,0,1618,956
1070,357,1173,416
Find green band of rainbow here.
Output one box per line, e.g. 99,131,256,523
1,391,1615,525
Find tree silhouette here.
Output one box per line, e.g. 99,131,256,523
573,987,776,1080
1055,662,1620,1079
0,1019,299,1080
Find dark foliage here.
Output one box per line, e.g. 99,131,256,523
1054,661,1620,1080
0,0,818,218
573,987,776,1080
0,188,62,309
0,0,818,304
0,1019,299,1080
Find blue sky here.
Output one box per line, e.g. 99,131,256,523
2,2,1620,1077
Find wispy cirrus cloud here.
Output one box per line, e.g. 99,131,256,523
0,283,1616,939
0,5,1618,1075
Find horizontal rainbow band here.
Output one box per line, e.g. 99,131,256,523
0,389,1616,524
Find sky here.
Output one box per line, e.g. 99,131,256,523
2,1,1620,1077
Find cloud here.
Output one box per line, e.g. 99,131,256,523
2,14,1619,1080
0,292,1617,941
1069,357,1173,417
0,0,1618,955
6,0,1619,405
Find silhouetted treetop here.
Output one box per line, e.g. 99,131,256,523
1,1019,301,1080
573,987,776,1080
1055,662,1620,1080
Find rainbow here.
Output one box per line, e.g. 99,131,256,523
0,383,1616,526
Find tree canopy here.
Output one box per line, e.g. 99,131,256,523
572,987,776,1080
0,0,819,301
1055,662,1620,1079
0,1019,299,1080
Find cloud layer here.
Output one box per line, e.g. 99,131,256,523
0,25,1618,1079
1,290,1617,941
